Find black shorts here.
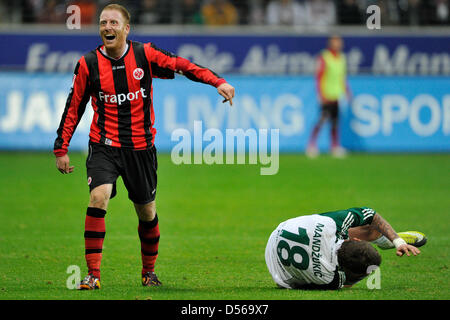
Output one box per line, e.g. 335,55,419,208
86,141,158,204
321,101,339,121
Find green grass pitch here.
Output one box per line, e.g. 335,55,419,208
0,152,449,300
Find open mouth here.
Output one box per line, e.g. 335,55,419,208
105,34,116,41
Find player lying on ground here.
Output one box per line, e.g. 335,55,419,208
265,207,427,289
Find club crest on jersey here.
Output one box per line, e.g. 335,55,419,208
133,68,144,80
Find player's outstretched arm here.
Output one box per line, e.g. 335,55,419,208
143,43,236,106
56,154,74,174
371,213,420,257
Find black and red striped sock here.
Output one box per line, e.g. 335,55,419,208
138,214,160,276
84,207,106,280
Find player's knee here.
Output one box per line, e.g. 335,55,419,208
89,189,110,210
135,201,156,221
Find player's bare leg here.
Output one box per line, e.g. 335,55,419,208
134,201,156,221
135,201,162,287
306,113,328,158
89,184,113,210
330,117,346,158
79,184,113,290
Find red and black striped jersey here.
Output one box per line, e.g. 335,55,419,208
54,40,227,156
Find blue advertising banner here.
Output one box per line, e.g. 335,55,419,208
0,72,449,152
1,33,450,75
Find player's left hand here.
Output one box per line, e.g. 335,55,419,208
217,83,235,106
396,244,420,257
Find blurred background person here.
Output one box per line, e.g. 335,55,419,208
304,0,336,27
434,0,449,24
230,0,251,25
396,0,433,25
248,0,266,25
36,0,66,24
69,0,97,26
136,0,161,24
306,35,351,158
21,0,39,23
336,0,362,25
377,0,401,26
136,0,173,24
265,0,305,26
201,0,238,25
397,0,420,25
175,0,204,24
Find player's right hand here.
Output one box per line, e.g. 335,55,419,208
396,244,420,257
56,154,75,174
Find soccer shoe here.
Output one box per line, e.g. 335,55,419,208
77,274,101,290
331,146,347,158
374,231,427,250
142,271,162,287
306,145,319,158
398,231,427,248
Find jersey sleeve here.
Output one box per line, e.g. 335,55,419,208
349,207,376,226
143,43,176,79
144,42,227,87
319,207,376,239
53,56,90,157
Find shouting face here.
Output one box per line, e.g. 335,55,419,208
99,9,130,57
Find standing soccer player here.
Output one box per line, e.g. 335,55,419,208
306,35,351,158
54,3,235,290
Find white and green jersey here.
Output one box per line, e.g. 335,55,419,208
265,207,376,290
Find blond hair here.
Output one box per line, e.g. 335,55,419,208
102,3,131,24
